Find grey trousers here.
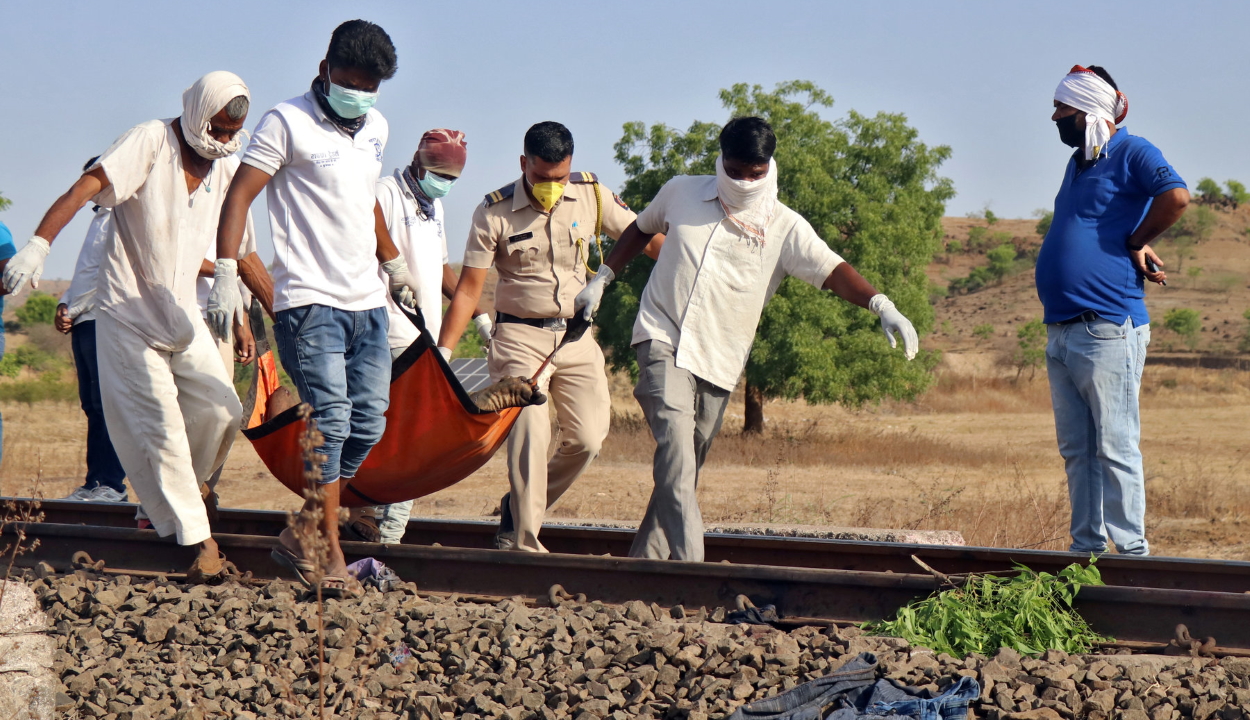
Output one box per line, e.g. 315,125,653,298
628,340,732,562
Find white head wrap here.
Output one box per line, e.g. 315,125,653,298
714,155,779,245
181,71,251,160
1053,65,1129,162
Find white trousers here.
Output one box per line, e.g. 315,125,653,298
96,312,242,545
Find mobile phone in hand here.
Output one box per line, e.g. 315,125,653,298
1145,256,1166,286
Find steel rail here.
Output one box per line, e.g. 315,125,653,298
17,498,1250,594
7,521,1250,648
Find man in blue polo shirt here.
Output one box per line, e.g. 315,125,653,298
1036,65,1189,556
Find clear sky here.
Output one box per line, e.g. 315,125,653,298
1,0,1246,279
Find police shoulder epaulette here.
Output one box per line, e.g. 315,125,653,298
569,171,599,184
484,183,516,206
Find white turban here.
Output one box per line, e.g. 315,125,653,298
1054,65,1129,162
181,71,250,160
715,155,779,245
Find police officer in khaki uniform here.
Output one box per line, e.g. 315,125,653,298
439,122,637,552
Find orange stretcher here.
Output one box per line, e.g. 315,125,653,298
241,303,522,508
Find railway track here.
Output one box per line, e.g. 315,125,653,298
21,498,1250,593
6,497,1250,650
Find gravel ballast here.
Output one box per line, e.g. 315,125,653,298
21,572,1250,719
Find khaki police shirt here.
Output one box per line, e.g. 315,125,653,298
462,173,635,319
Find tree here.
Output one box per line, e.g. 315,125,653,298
1226,180,1249,206
1163,307,1201,350
1033,209,1053,238
1195,177,1223,201
0,191,10,212
15,292,57,326
985,243,1016,283
1013,319,1046,381
1164,206,1216,273
599,81,953,433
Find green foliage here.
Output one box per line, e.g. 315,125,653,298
944,239,962,255
983,209,998,225
453,324,487,359
1196,177,1223,200
1227,180,1250,205
1013,319,1047,381
1166,206,1217,273
865,561,1110,658
0,373,78,403
601,80,952,407
14,292,58,326
985,243,1016,281
0,345,64,378
1164,308,1202,349
0,192,10,212
971,324,994,342
927,281,948,305
1033,209,1053,238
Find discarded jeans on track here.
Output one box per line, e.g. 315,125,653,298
346,557,402,592
727,652,979,720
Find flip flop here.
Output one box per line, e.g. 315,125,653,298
270,545,316,589
341,513,381,543
186,550,229,584
319,575,364,600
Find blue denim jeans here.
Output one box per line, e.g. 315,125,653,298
72,321,128,493
274,305,390,483
1046,315,1150,555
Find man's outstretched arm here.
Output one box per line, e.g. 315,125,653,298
4,168,109,294
438,266,490,356
822,262,918,360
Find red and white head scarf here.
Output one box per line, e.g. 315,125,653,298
1054,65,1128,161
416,128,468,178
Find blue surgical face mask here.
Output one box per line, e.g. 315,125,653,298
417,170,456,199
326,81,378,119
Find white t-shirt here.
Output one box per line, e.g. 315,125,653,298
90,119,246,352
60,207,112,325
196,213,257,315
242,92,389,313
376,170,449,350
633,175,844,391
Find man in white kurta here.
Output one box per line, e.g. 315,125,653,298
580,117,921,562
4,72,255,579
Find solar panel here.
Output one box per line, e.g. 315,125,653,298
450,358,492,393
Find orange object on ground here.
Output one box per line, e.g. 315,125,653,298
242,306,520,508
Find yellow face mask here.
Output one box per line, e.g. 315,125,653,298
530,181,565,212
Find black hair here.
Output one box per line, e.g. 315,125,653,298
523,121,574,163
1086,65,1118,91
719,116,776,164
82,156,99,172
326,20,397,81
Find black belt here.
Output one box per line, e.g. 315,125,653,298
496,312,568,331
1054,311,1100,326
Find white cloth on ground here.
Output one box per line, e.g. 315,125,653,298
95,312,241,546
714,156,779,244
1054,66,1129,162
180,71,250,160
59,208,112,325
241,92,389,312
89,118,247,352
631,174,844,391
376,170,449,349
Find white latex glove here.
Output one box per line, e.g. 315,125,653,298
206,258,243,342
473,313,494,344
437,346,452,361
381,257,418,309
868,294,918,361
573,265,615,322
3,236,51,294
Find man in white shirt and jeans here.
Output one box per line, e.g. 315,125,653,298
580,117,920,562
212,20,420,594
5,72,257,581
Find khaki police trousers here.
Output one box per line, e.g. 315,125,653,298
488,321,611,552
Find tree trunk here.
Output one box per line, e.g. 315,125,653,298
743,383,765,435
